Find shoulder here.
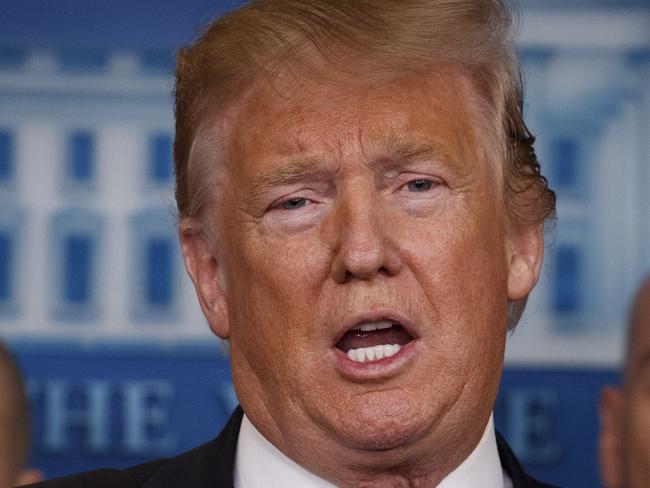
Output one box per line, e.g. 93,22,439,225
23,407,244,488
20,459,168,488
22,441,218,488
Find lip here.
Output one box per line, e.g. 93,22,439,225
332,308,420,346
331,338,419,381
330,309,420,381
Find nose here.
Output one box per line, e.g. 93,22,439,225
326,187,402,283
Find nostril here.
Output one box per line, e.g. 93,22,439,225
332,252,401,283
344,267,381,282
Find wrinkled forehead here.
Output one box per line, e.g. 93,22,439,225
224,65,500,176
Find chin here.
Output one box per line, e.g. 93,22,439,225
332,390,433,452
343,425,426,452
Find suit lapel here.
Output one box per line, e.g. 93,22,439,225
143,406,244,488
142,409,555,488
496,431,557,488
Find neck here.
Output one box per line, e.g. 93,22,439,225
241,401,490,488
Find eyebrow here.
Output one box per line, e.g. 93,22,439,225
247,156,325,202
244,137,458,204
368,136,455,172
384,139,444,159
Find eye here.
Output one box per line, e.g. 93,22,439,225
406,178,435,192
277,197,307,210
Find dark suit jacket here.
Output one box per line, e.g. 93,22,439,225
26,407,557,488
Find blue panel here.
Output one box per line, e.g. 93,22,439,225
141,50,175,74
0,130,13,182
626,48,650,67
0,0,247,49
129,209,178,322
13,343,233,479
496,367,619,488
0,45,27,68
517,47,554,66
145,238,173,306
149,134,173,184
553,245,581,313
50,209,103,321
0,0,645,50
9,343,618,487
63,234,93,304
59,48,107,72
0,231,11,301
552,138,578,188
68,132,94,183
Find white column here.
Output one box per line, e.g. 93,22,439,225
16,122,61,335
96,122,143,336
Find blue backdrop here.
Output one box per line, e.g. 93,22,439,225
13,343,617,487
2,1,649,487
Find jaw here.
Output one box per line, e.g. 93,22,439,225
232,341,495,486
227,291,506,482
278,383,491,488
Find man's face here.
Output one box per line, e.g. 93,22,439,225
186,68,541,483
601,283,650,488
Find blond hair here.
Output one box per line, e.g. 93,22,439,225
173,0,556,326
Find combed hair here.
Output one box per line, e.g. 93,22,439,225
173,0,556,328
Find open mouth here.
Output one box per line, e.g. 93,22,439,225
335,320,415,363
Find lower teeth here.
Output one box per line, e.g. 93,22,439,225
346,344,401,363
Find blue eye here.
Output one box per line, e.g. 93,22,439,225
280,197,307,210
407,179,434,192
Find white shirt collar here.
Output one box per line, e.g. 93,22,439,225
234,413,510,488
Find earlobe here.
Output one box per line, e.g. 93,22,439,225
599,387,624,488
506,223,544,301
180,219,230,339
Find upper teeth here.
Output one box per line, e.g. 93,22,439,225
351,320,394,332
346,344,401,363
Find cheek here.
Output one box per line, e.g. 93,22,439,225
627,393,650,454
237,235,328,306
224,234,325,355
404,198,508,305
401,202,508,362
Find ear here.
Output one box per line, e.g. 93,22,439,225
599,387,624,488
506,223,544,301
180,219,230,339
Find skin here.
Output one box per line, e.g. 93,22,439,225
0,395,16,488
182,68,543,487
0,349,42,488
600,277,650,488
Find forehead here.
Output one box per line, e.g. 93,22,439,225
225,68,491,175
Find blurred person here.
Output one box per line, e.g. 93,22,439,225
600,276,650,488
0,343,42,488
28,0,556,487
